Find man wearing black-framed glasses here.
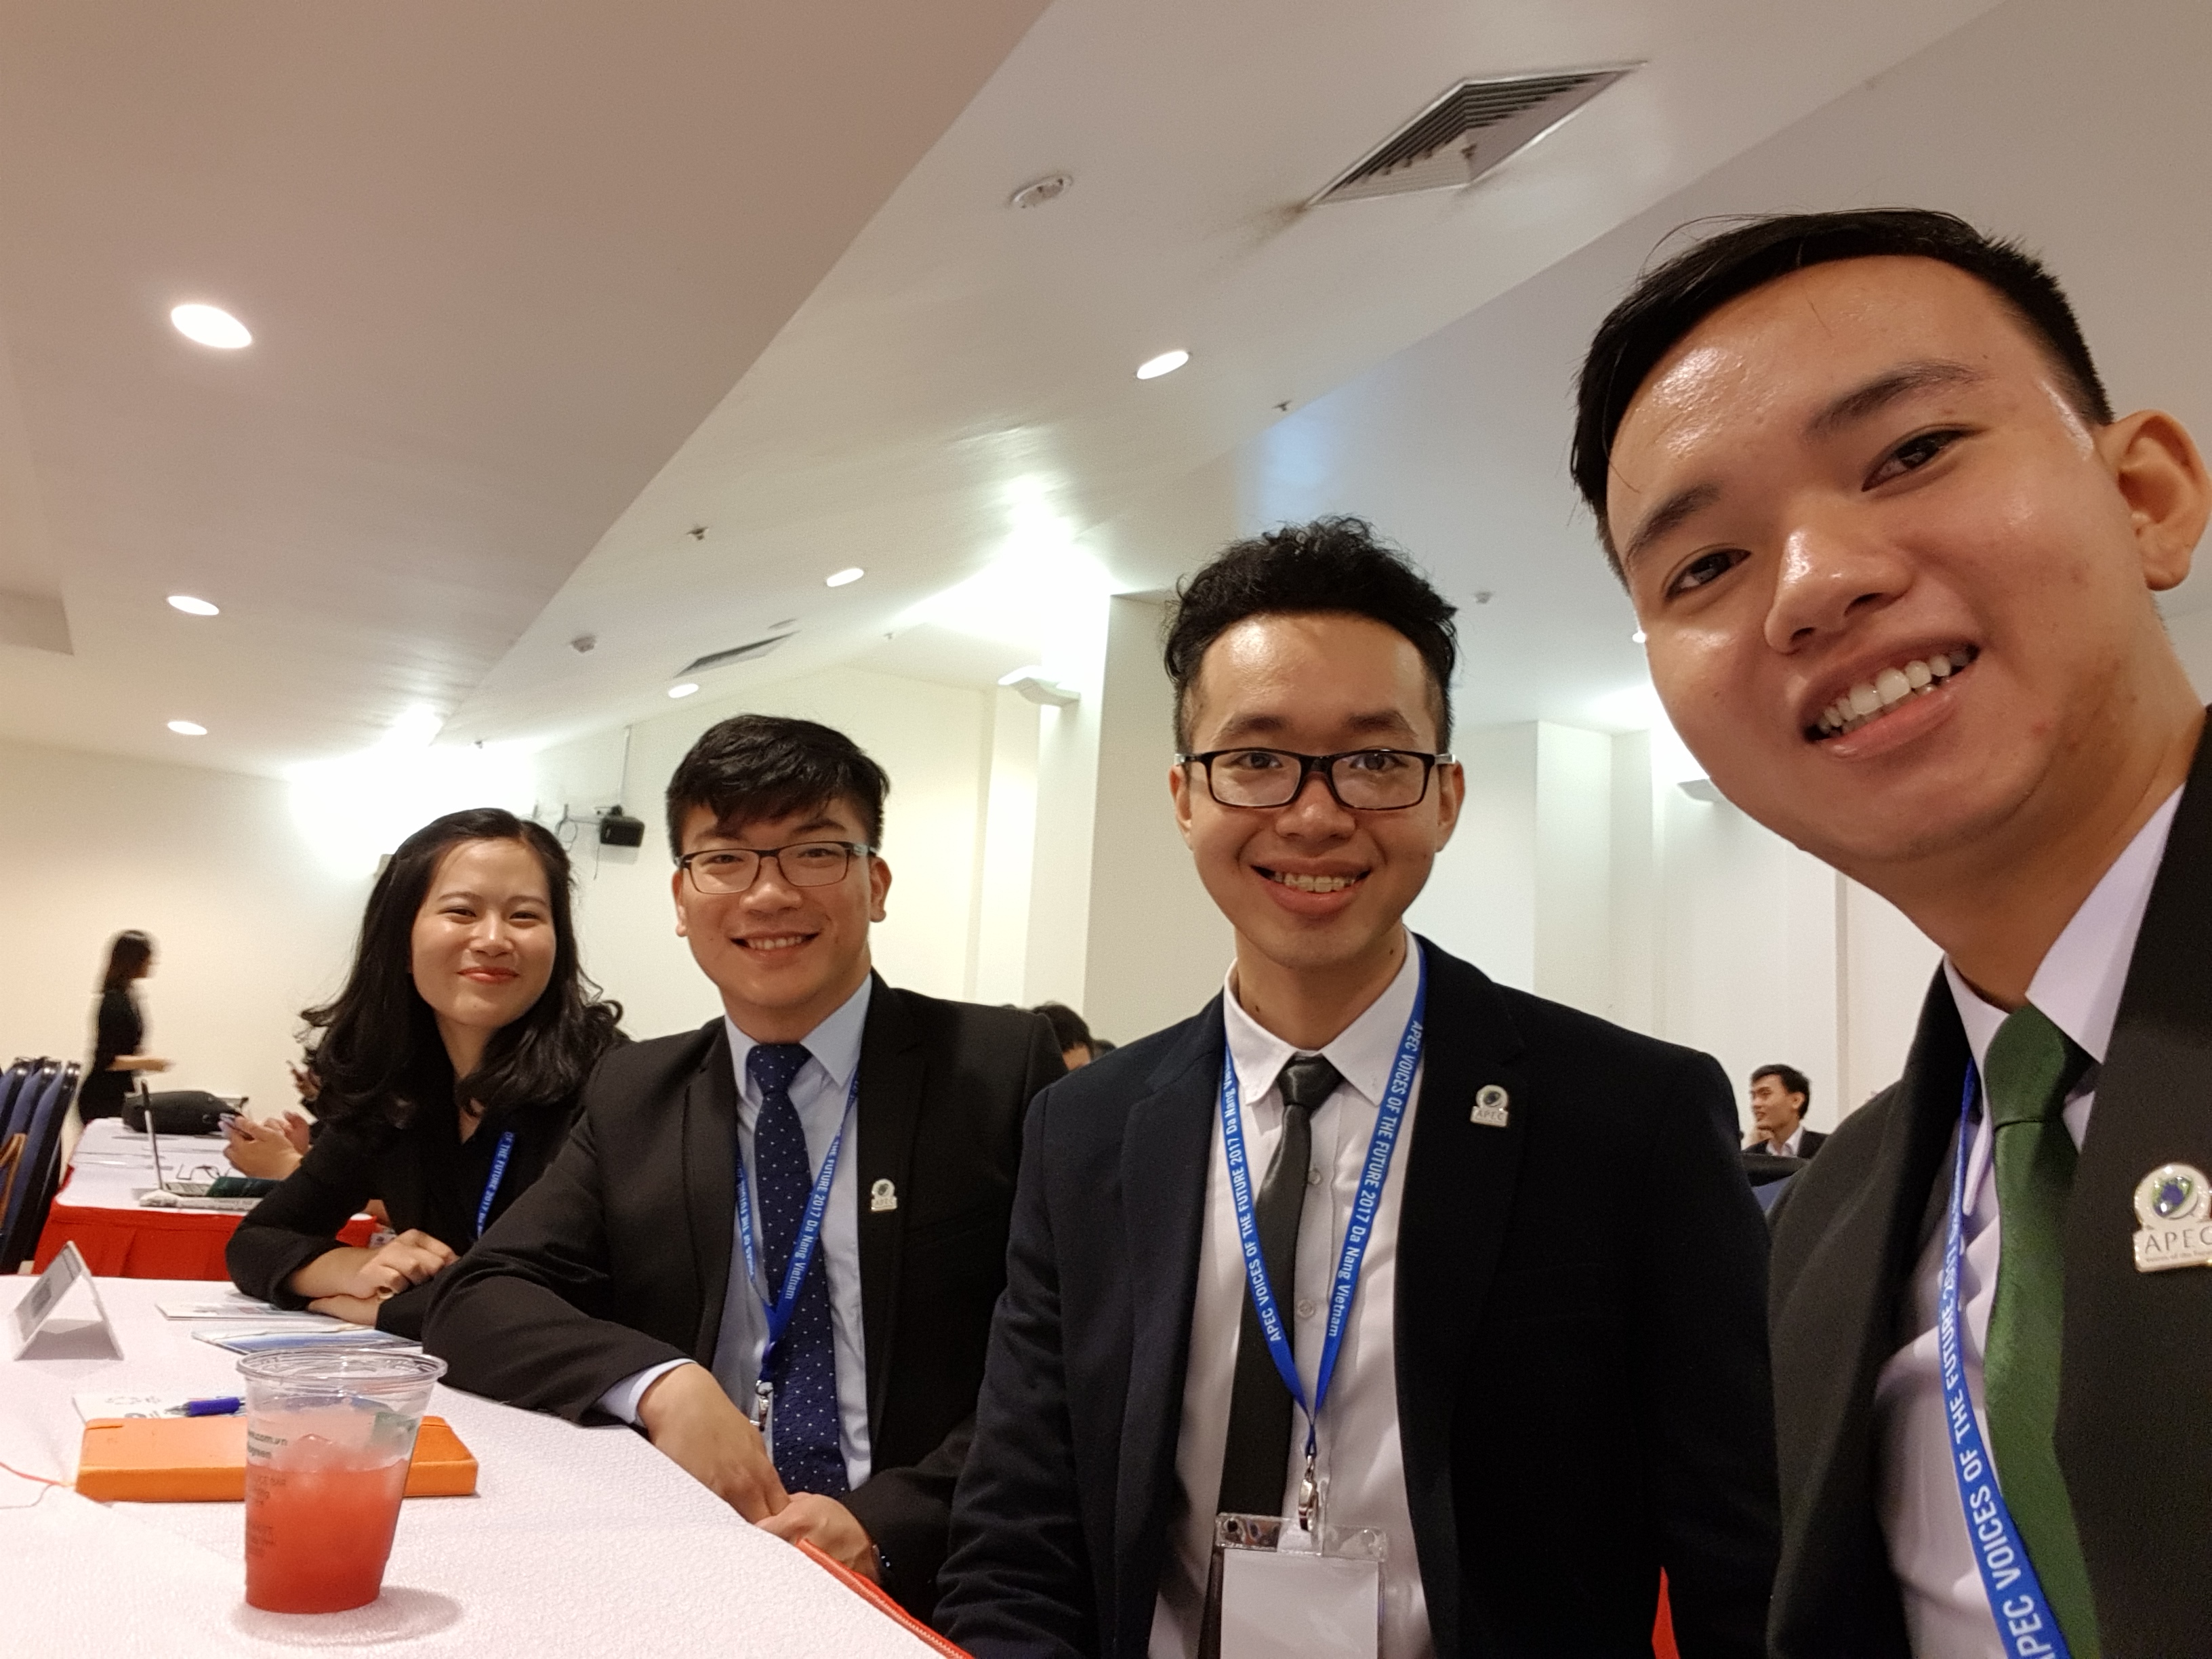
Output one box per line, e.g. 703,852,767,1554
426,714,1063,1618
941,518,1776,1657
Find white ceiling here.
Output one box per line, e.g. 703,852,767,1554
0,0,1050,775
1243,0,2212,740
15,0,2192,781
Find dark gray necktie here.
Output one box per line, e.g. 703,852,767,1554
1216,1053,1343,1517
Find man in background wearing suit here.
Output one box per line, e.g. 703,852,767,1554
1746,1066,1825,1159
1574,208,2212,1658
424,716,1061,1616
937,520,1777,1658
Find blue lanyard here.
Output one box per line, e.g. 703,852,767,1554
1938,1061,2072,1658
1219,949,1425,1529
472,1129,516,1240
735,1067,859,1374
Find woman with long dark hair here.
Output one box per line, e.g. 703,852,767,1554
227,808,621,1336
77,930,171,1122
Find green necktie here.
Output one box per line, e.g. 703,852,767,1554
1982,1003,2099,1658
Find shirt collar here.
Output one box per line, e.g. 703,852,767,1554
723,974,874,1101
1944,787,2181,1072
1221,931,1422,1110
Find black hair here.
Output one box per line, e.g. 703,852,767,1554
1162,516,1459,749
1573,209,2113,564
664,714,890,859
302,808,621,1131
101,930,154,991
1753,1063,1811,1112
1031,1001,1096,1057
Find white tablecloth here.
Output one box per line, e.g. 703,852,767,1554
1,1277,936,1657
62,1118,235,1208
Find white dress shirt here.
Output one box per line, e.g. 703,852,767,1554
596,977,875,1492
1150,937,1432,1659
1874,790,2179,1657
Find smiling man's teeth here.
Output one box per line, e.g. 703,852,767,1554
742,935,808,950
1271,871,1357,894
1816,651,1974,737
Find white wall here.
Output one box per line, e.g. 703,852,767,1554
0,737,368,1115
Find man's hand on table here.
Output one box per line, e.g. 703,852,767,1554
759,1494,882,1583
636,1362,790,1523
306,1291,388,1326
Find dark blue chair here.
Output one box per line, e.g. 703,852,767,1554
0,1059,77,1273
0,1057,36,1145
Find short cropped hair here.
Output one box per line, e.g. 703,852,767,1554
1752,1064,1811,1112
1162,516,1459,750
1572,209,2113,565
664,714,890,858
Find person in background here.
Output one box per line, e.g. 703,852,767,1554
221,1062,316,1179
1575,207,2212,1656
1032,1000,1099,1069
938,520,1776,1658
424,716,1062,1618
226,807,623,1338
1746,1065,1825,1158
77,930,170,1122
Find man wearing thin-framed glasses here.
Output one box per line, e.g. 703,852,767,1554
426,714,1063,1618
941,517,1777,1657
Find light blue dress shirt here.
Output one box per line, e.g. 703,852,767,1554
595,977,875,1492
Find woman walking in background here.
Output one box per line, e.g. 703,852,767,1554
77,930,170,1122
226,807,622,1338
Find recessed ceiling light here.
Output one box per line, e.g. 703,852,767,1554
167,594,220,617
668,682,700,699
1631,630,1647,644
825,567,865,588
167,719,208,736
1136,349,1190,381
170,304,252,350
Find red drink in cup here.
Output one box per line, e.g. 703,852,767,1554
237,1350,447,1614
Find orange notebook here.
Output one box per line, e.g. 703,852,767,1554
75,1414,477,1502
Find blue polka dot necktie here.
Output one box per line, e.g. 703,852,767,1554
745,1041,848,1496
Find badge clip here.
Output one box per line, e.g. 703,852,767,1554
747,1378,774,1442
1296,1446,1320,1533
2132,1163,2212,1272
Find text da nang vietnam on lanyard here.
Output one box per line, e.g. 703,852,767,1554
1218,951,1425,1532
734,1069,859,1441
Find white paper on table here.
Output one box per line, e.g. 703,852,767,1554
157,1296,333,1323
1219,1548,1380,1659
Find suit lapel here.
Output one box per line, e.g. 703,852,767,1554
1390,939,1529,1659
853,976,926,1433
682,1021,740,1362
2057,721,2212,1650
1112,1004,1223,1651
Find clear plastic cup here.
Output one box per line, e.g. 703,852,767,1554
237,1349,447,1613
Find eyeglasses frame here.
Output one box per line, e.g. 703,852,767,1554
1174,747,1457,813
674,839,876,895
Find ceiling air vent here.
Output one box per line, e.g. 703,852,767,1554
1311,66,1637,206
678,632,794,677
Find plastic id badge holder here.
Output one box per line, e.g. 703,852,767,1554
1200,1513,1386,1659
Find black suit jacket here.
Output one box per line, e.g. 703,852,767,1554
1767,730,2212,1658
421,978,1063,1616
937,938,1778,1658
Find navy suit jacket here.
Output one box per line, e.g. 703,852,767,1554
937,938,1778,1657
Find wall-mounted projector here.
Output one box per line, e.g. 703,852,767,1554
598,807,647,848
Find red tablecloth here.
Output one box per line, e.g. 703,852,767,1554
33,1200,373,1279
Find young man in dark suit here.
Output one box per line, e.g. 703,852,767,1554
937,521,1777,1657
1746,1065,1825,1159
423,715,1061,1616
1574,209,2212,1658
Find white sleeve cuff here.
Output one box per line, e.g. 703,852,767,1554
596,1359,692,1425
